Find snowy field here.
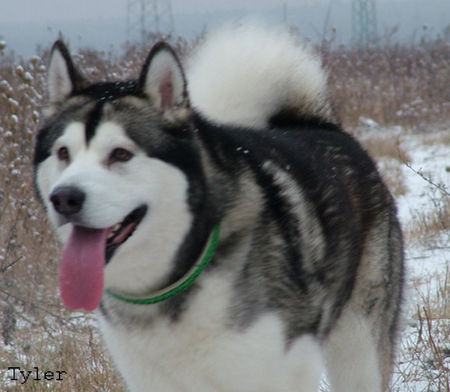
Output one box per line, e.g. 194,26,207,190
363,123,449,392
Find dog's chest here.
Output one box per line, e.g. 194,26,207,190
99,275,322,392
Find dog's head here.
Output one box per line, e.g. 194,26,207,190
34,41,204,312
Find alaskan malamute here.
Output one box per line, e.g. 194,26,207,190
34,24,404,392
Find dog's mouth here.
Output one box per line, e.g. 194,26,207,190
105,205,148,262
59,204,147,312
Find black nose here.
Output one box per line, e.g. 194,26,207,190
49,186,86,216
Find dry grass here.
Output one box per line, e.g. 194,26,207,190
323,40,450,129
393,266,450,392
0,46,127,392
406,196,450,246
360,135,411,164
0,35,449,391
420,129,450,148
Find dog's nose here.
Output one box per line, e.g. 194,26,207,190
50,186,86,216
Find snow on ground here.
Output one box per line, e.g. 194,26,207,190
376,126,449,392
397,132,449,228
397,128,449,285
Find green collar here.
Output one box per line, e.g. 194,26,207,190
105,224,221,305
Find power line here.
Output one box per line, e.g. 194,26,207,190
352,0,377,47
126,0,175,45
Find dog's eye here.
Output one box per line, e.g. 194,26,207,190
109,148,133,163
57,146,70,162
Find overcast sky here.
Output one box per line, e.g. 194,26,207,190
0,0,411,22
1,0,448,57
4,0,286,22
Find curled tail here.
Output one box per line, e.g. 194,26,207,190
187,22,335,129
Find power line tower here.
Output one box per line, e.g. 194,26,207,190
126,0,175,45
351,0,377,47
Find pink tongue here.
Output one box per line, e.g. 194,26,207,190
60,226,108,311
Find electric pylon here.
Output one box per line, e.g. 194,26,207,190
351,0,377,47
126,0,175,45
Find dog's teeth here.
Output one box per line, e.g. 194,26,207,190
107,223,122,240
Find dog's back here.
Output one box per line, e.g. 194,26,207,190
187,23,404,391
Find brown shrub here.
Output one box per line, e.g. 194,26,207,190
323,41,450,129
406,196,450,246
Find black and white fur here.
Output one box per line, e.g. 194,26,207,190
34,24,404,392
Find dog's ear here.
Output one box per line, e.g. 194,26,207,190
47,41,83,105
139,42,189,114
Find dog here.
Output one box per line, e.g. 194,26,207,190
34,24,404,392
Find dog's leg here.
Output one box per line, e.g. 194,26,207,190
324,215,403,392
323,308,383,392
289,335,323,392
